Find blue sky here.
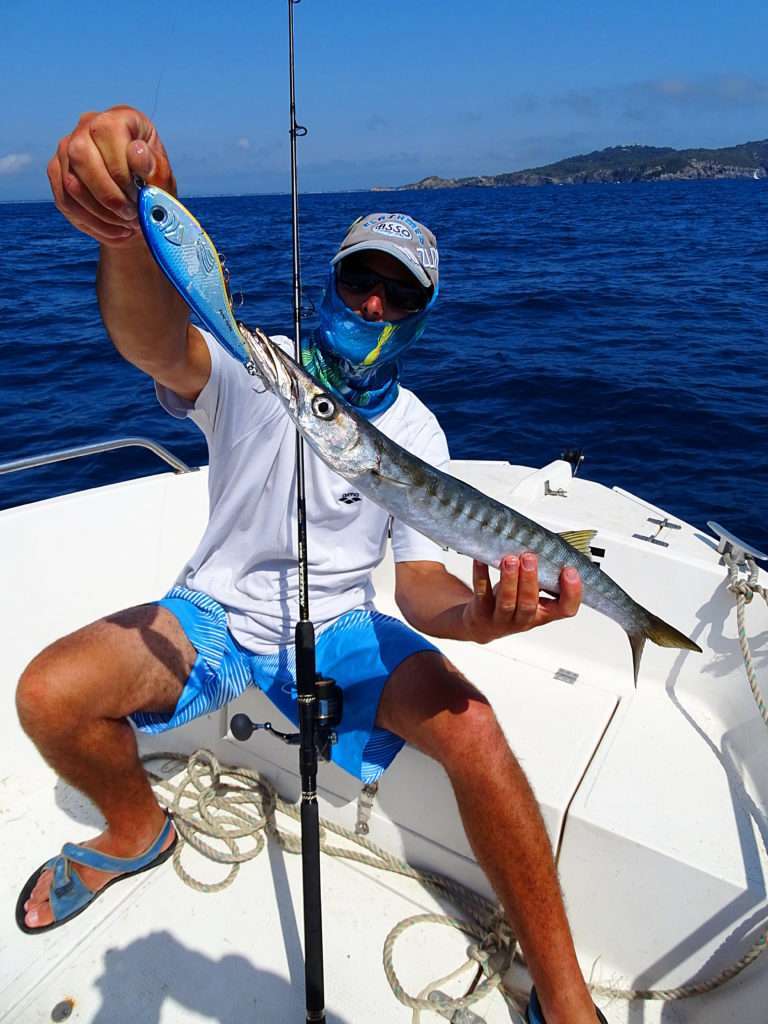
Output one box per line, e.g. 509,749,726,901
2,0,767,200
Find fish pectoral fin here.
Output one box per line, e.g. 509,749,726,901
370,468,411,488
558,529,598,557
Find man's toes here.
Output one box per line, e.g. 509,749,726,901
27,869,53,909
24,871,55,927
25,898,54,929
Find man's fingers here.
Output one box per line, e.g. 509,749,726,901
67,124,137,220
50,156,136,241
495,555,520,614
556,566,582,617
509,552,539,625
48,106,176,244
57,108,160,223
87,109,153,199
48,154,131,244
72,213,139,245
472,560,494,606
61,167,136,228
495,552,545,628
538,566,582,623
126,139,155,185
129,133,177,195
467,554,583,642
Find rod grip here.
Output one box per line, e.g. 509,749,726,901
295,619,316,698
301,797,325,1019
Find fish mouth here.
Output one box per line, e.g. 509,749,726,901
238,324,300,408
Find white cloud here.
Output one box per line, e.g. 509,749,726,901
0,153,32,175
237,137,251,150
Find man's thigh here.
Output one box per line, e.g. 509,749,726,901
22,604,196,719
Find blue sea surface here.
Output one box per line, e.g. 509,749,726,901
1,181,766,553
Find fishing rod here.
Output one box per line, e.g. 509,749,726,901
218,4,341,1017
287,0,323,1018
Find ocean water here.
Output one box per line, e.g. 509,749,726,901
1,181,766,554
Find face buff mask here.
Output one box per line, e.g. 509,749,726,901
301,268,438,418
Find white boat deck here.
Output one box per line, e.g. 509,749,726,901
2,458,767,1023
3,756,521,1023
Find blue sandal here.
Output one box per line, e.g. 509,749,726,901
15,815,177,935
526,986,608,1023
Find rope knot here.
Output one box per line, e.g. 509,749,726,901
466,943,490,967
728,578,754,601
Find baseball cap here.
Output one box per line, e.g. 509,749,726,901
331,213,439,290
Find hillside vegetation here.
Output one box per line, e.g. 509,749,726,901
381,140,768,190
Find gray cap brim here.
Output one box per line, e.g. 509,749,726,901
331,241,432,288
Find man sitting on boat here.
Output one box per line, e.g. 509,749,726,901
16,106,605,1024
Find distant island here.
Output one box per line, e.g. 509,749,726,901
375,140,768,190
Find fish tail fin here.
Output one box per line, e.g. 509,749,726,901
628,615,702,683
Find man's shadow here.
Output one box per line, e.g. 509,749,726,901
90,930,353,1024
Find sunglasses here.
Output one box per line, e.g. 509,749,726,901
336,262,429,313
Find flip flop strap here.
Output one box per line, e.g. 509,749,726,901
48,860,98,922
58,815,173,877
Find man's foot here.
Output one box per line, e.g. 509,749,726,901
17,814,176,933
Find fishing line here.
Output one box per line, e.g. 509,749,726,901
148,8,179,123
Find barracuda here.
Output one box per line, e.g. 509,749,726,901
239,324,702,683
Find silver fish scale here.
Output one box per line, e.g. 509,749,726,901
372,434,586,574
367,426,649,635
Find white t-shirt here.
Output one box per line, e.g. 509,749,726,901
157,331,450,653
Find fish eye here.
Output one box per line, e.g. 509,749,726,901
151,206,167,223
311,394,335,420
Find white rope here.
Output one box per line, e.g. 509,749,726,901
725,552,768,726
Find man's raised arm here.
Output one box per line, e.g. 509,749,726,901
48,106,210,402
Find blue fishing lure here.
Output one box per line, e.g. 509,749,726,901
137,184,253,366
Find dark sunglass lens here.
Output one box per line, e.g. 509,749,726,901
338,267,377,293
388,282,427,312
338,263,428,311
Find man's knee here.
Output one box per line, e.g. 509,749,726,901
436,691,508,773
16,604,191,739
16,641,76,739
378,651,508,769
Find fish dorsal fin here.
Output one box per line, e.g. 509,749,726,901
558,529,597,557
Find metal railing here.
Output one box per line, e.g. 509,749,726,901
0,437,195,477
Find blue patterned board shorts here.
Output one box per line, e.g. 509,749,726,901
130,586,440,783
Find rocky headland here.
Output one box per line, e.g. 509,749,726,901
375,140,768,190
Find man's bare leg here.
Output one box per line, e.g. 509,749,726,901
15,604,196,930
376,651,598,1024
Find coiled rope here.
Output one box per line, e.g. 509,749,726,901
142,749,522,1019
142,563,768,1015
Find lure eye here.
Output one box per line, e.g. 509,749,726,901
151,206,167,223
311,394,335,420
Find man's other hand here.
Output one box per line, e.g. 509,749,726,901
462,553,581,644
